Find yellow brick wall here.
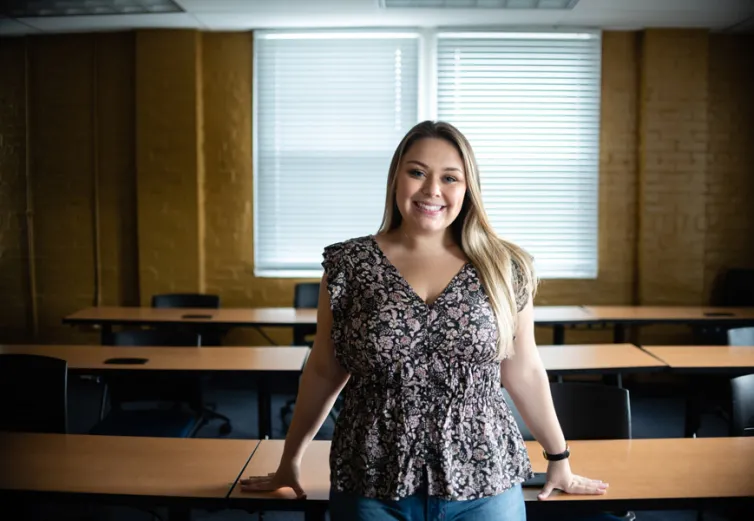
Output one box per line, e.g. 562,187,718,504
135,30,205,304
1,29,753,346
705,35,754,300
0,37,32,342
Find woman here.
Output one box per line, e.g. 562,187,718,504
241,121,608,520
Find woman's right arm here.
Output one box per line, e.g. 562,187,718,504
240,275,349,496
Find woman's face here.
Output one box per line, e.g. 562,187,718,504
394,137,468,235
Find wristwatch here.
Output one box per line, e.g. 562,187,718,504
543,444,570,461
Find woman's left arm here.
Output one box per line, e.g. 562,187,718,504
500,298,609,500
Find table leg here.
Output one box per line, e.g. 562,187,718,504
258,375,272,439
613,324,626,343
684,385,702,438
305,504,328,521
553,325,565,345
101,323,113,345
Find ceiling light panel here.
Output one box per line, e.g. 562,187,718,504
5,0,184,17
379,0,579,8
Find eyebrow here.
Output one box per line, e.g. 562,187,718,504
405,159,463,173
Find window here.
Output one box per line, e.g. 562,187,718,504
436,32,601,278
253,29,601,278
253,31,420,277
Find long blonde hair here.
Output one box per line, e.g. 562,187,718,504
378,121,538,359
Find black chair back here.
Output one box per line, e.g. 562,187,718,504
0,354,68,433
503,382,631,441
105,329,203,408
151,293,220,309
293,282,319,346
731,373,754,437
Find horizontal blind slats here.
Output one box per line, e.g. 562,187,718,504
437,33,600,278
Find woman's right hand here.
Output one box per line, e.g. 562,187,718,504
238,460,306,499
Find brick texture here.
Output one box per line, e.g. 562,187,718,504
704,35,754,301
135,30,204,304
639,30,709,307
1,29,753,347
0,37,32,342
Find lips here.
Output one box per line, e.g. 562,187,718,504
413,201,445,215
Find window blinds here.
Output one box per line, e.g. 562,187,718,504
436,31,601,278
254,31,420,276
254,30,601,278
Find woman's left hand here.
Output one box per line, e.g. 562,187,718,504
538,460,609,500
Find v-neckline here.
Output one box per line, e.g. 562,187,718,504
370,234,470,309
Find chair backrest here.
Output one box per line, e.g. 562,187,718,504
105,329,203,408
293,282,320,346
0,354,68,434
110,328,201,347
720,269,754,306
730,373,754,437
503,381,631,441
728,327,754,346
151,293,220,309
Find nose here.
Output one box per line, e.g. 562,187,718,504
421,176,442,198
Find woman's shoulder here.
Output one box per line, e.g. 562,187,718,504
322,235,376,266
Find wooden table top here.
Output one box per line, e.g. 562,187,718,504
584,306,754,323
229,440,332,501
525,437,754,502
63,307,319,327
0,433,259,498
64,306,598,327
0,345,309,372
538,344,667,373
642,345,754,370
231,438,754,504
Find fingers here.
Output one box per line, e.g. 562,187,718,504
239,475,275,491
238,474,307,498
538,481,556,500
566,475,609,495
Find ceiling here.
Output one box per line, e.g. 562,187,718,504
2,0,754,36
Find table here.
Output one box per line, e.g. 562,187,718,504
0,432,259,517
63,307,318,345
0,344,309,439
642,345,754,437
538,343,667,386
641,345,754,373
64,305,595,345
584,306,754,342
229,438,754,518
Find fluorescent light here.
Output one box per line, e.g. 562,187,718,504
260,32,420,40
438,31,595,39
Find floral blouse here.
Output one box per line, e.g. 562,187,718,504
322,235,534,501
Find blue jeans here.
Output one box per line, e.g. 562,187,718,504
329,483,526,521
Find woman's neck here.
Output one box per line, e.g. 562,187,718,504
389,225,456,254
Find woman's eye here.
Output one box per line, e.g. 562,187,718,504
409,169,425,178
444,176,458,183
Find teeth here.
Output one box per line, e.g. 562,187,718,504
416,202,443,212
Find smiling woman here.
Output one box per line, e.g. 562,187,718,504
240,120,608,520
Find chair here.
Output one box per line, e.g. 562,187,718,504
150,293,232,433
151,293,220,309
293,282,320,346
503,382,631,441
92,329,210,437
730,374,754,437
0,354,68,434
281,282,341,432
504,382,634,521
728,327,754,346
151,292,224,347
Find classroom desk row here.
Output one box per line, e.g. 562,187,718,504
62,305,754,345
1,432,753,520
3,343,754,439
